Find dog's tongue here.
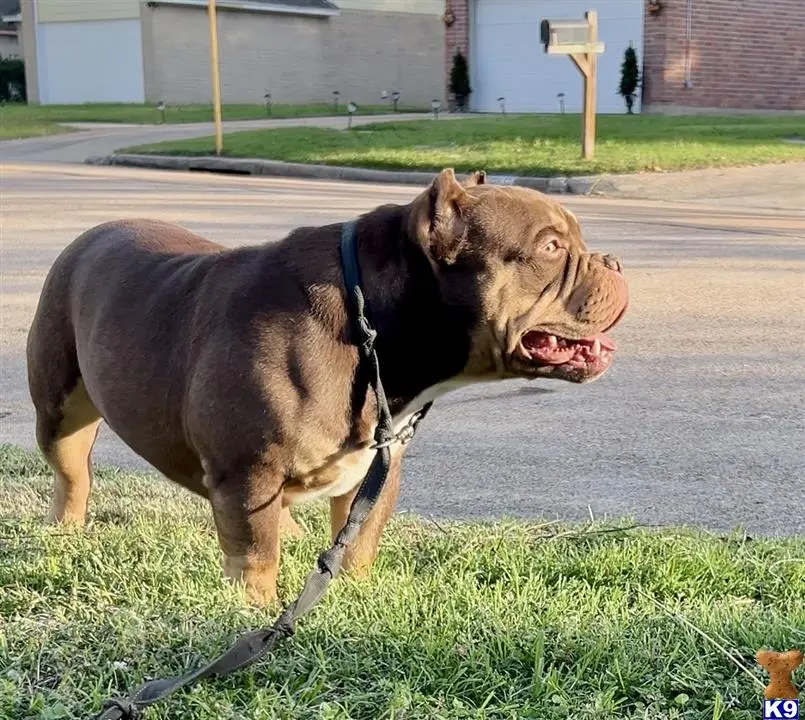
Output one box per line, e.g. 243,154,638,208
522,331,617,365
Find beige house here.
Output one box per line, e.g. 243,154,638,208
22,0,443,106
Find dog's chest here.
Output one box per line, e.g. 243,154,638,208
284,379,467,505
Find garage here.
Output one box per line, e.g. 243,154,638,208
36,19,145,104
469,0,644,114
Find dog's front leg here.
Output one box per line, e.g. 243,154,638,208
204,469,283,606
329,449,402,578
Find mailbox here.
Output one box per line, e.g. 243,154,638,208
540,18,605,54
541,10,604,161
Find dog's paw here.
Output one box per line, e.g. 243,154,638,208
222,554,279,607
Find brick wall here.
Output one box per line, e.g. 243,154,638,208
142,5,442,106
444,0,469,103
643,0,805,111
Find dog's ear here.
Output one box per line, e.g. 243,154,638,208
410,168,478,265
463,170,487,188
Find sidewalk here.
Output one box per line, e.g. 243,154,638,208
594,162,805,212
0,113,441,164
2,112,802,211
94,151,805,211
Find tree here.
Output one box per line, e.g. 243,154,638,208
618,44,640,114
0,56,26,102
449,51,472,112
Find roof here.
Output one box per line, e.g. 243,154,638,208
147,0,339,16
248,0,338,10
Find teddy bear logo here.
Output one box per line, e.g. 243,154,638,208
756,649,803,700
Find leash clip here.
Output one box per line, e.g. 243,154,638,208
395,422,418,446
370,407,427,450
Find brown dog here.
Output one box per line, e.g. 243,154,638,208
26,169,628,604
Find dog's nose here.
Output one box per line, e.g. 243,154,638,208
602,254,623,273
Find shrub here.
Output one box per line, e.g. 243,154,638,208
0,56,26,102
618,45,639,114
449,51,472,112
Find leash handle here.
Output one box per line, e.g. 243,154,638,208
95,442,389,719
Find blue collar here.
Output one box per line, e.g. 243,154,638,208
339,220,363,316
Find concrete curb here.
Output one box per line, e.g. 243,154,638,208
86,153,605,195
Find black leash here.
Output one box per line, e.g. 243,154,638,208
94,220,431,719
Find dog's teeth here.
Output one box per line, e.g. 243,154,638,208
547,335,558,347
591,338,601,355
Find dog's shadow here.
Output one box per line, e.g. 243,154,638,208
444,383,556,408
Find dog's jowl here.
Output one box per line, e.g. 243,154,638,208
26,169,628,605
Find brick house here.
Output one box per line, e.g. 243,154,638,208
21,0,443,106
641,0,804,112
444,0,804,113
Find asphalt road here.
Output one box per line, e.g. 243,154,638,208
1,162,804,535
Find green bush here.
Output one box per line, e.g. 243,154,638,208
618,45,639,114
0,55,26,102
448,51,471,112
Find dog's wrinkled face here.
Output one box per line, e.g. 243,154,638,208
411,168,629,384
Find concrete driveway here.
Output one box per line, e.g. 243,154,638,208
2,161,803,535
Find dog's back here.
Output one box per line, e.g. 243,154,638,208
26,219,228,518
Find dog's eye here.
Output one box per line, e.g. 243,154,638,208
543,240,559,253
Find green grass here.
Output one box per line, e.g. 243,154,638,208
0,102,426,141
125,114,805,176
1,443,803,720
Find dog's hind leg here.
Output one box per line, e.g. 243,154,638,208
35,379,102,525
27,286,102,526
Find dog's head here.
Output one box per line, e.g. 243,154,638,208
408,168,629,384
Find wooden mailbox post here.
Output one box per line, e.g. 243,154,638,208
540,10,605,160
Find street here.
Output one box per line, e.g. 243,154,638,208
1,161,803,535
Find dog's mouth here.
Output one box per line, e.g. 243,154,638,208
519,330,618,381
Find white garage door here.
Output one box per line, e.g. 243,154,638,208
37,19,145,104
470,0,643,114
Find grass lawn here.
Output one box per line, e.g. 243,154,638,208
125,114,805,176
0,102,426,141
2,445,803,719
